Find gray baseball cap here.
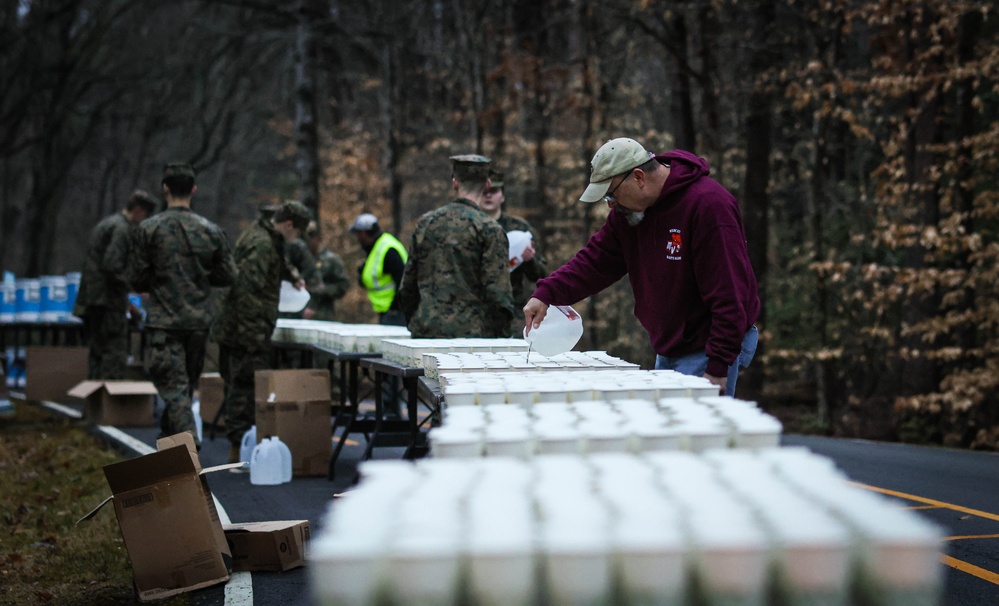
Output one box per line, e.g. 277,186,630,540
579,138,651,203
349,213,379,232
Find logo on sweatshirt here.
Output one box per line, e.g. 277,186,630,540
665,229,682,260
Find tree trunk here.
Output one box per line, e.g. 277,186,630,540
739,0,773,401
899,10,941,398
295,0,321,217
669,11,696,152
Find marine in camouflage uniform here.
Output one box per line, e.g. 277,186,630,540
304,221,350,322
214,201,311,458
131,164,236,448
482,170,549,335
74,190,156,379
397,155,514,338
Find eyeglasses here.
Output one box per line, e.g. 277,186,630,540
602,168,636,206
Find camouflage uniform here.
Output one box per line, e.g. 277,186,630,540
306,247,350,321
214,218,299,447
398,198,515,338
132,207,236,446
75,211,134,379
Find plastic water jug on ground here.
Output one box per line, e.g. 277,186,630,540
251,437,291,485
278,280,311,313
239,425,257,465
524,305,584,357
274,436,292,483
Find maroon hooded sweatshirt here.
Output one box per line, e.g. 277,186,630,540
532,150,760,377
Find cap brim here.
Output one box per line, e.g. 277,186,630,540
580,180,611,203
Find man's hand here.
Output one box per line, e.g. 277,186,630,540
704,373,726,395
523,297,549,336
521,243,536,263
302,308,316,319
294,279,305,290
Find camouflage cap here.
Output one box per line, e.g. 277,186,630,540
450,154,491,181
274,200,312,231
258,203,278,218
488,169,504,189
163,162,195,179
128,189,157,212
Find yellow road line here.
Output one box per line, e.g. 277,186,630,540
946,534,999,542
850,482,999,523
941,555,999,586
852,482,999,586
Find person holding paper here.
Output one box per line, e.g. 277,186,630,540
481,170,548,335
214,200,309,464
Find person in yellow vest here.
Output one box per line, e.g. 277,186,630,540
349,213,408,326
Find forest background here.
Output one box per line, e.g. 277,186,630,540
3,0,998,449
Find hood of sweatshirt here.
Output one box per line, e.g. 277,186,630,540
656,150,711,201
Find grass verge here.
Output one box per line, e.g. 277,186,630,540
0,400,186,605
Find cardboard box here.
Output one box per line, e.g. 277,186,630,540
199,372,225,428
25,346,88,402
224,520,310,572
68,380,157,426
79,433,241,602
255,369,331,477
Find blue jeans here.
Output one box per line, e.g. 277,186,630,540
655,326,758,397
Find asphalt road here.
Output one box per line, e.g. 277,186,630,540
93,418,999,605
782,434,999,606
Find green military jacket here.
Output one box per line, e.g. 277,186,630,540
214,218,297,350
398,198,514,338
131,207,236,330
286,237,318,286
306,247,350,322
75,211,134,315
497,212,548,307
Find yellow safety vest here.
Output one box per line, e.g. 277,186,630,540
361,233,408,313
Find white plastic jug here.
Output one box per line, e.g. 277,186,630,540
523,305,584,357
506,230,533,272
272,436,293,483
239,425,257,465
278,280,311,312
251,437,284,485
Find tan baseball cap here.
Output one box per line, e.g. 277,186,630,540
579,138,651,203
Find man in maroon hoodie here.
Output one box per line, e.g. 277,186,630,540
523,137,760,396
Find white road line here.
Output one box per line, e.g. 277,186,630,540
212,494,254,605
38,399,83,419
96,425,155,455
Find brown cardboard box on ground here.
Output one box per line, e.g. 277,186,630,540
224,520,310,572
67,380,157,426
255,369,331,477
199,372,225,428
79,433,242,602
25,346,88,402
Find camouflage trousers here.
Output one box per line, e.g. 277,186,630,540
83,306,129,380
146,328,208,447
219,344,270,447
